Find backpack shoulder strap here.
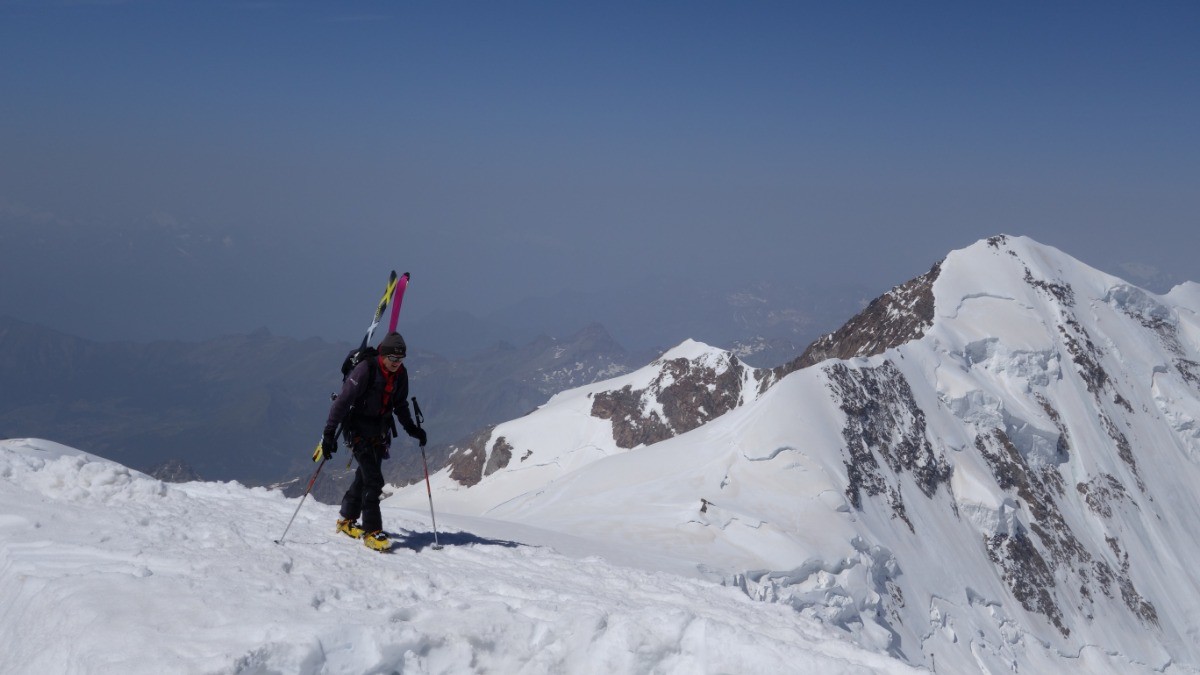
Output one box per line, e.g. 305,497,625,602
347,357,377,408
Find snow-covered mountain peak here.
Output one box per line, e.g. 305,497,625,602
926,235,1199,394
802,236,1200,671
654,337,724,364
432,337,774,498
934,235,1116,320
1166,279,1200,307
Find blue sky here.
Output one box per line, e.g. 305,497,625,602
1,1,1198,343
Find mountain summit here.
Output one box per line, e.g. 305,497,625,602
393,234,1200,674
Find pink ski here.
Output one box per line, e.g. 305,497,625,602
388,272,410,333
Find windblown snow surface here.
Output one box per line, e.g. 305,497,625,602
0,438,917,674
392,236,1200,675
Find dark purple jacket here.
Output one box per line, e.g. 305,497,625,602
324,357,420,441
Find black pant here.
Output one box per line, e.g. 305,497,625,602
339,437,387,533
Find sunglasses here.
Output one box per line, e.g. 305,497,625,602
384,354,404,363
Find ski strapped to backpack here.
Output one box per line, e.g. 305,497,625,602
339,272,410,383
388,272,410,334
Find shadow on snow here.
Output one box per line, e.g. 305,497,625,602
387,528,526,553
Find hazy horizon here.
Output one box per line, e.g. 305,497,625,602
2,2,1197,345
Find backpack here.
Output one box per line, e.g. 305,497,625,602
336,346,379,411
341,346,378,381
336,346,397,441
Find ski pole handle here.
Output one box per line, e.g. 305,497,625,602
412,397,424,426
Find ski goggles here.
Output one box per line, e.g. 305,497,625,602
384,354,404,363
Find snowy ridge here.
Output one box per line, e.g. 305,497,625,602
0,438,920,674
440,338,770,491
395,235,1200,674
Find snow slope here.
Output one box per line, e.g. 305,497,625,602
392,235,1200,674
0,438,920,674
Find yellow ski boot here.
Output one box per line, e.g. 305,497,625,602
336,518,365,539
363,530,391,552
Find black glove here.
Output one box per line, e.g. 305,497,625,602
412,427,427,447
321,430,338,460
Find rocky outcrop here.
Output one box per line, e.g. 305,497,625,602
590,351,757,449
825,360,951,531
446,426,517,487
789,262,941,372
974,428,1075,636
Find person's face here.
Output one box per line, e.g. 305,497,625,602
383,354,404,373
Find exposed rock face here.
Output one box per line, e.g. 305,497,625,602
984,414,1162,631
986,523,1066,636
590,385,673,450
789,261,941,372
446,426,516,487
591,352,759,449
825,360,951,531
485,436,514,477
974,429,1072,636
1076,474,1130,519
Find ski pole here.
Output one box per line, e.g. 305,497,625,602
412,397,443,550
275,456,327,545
